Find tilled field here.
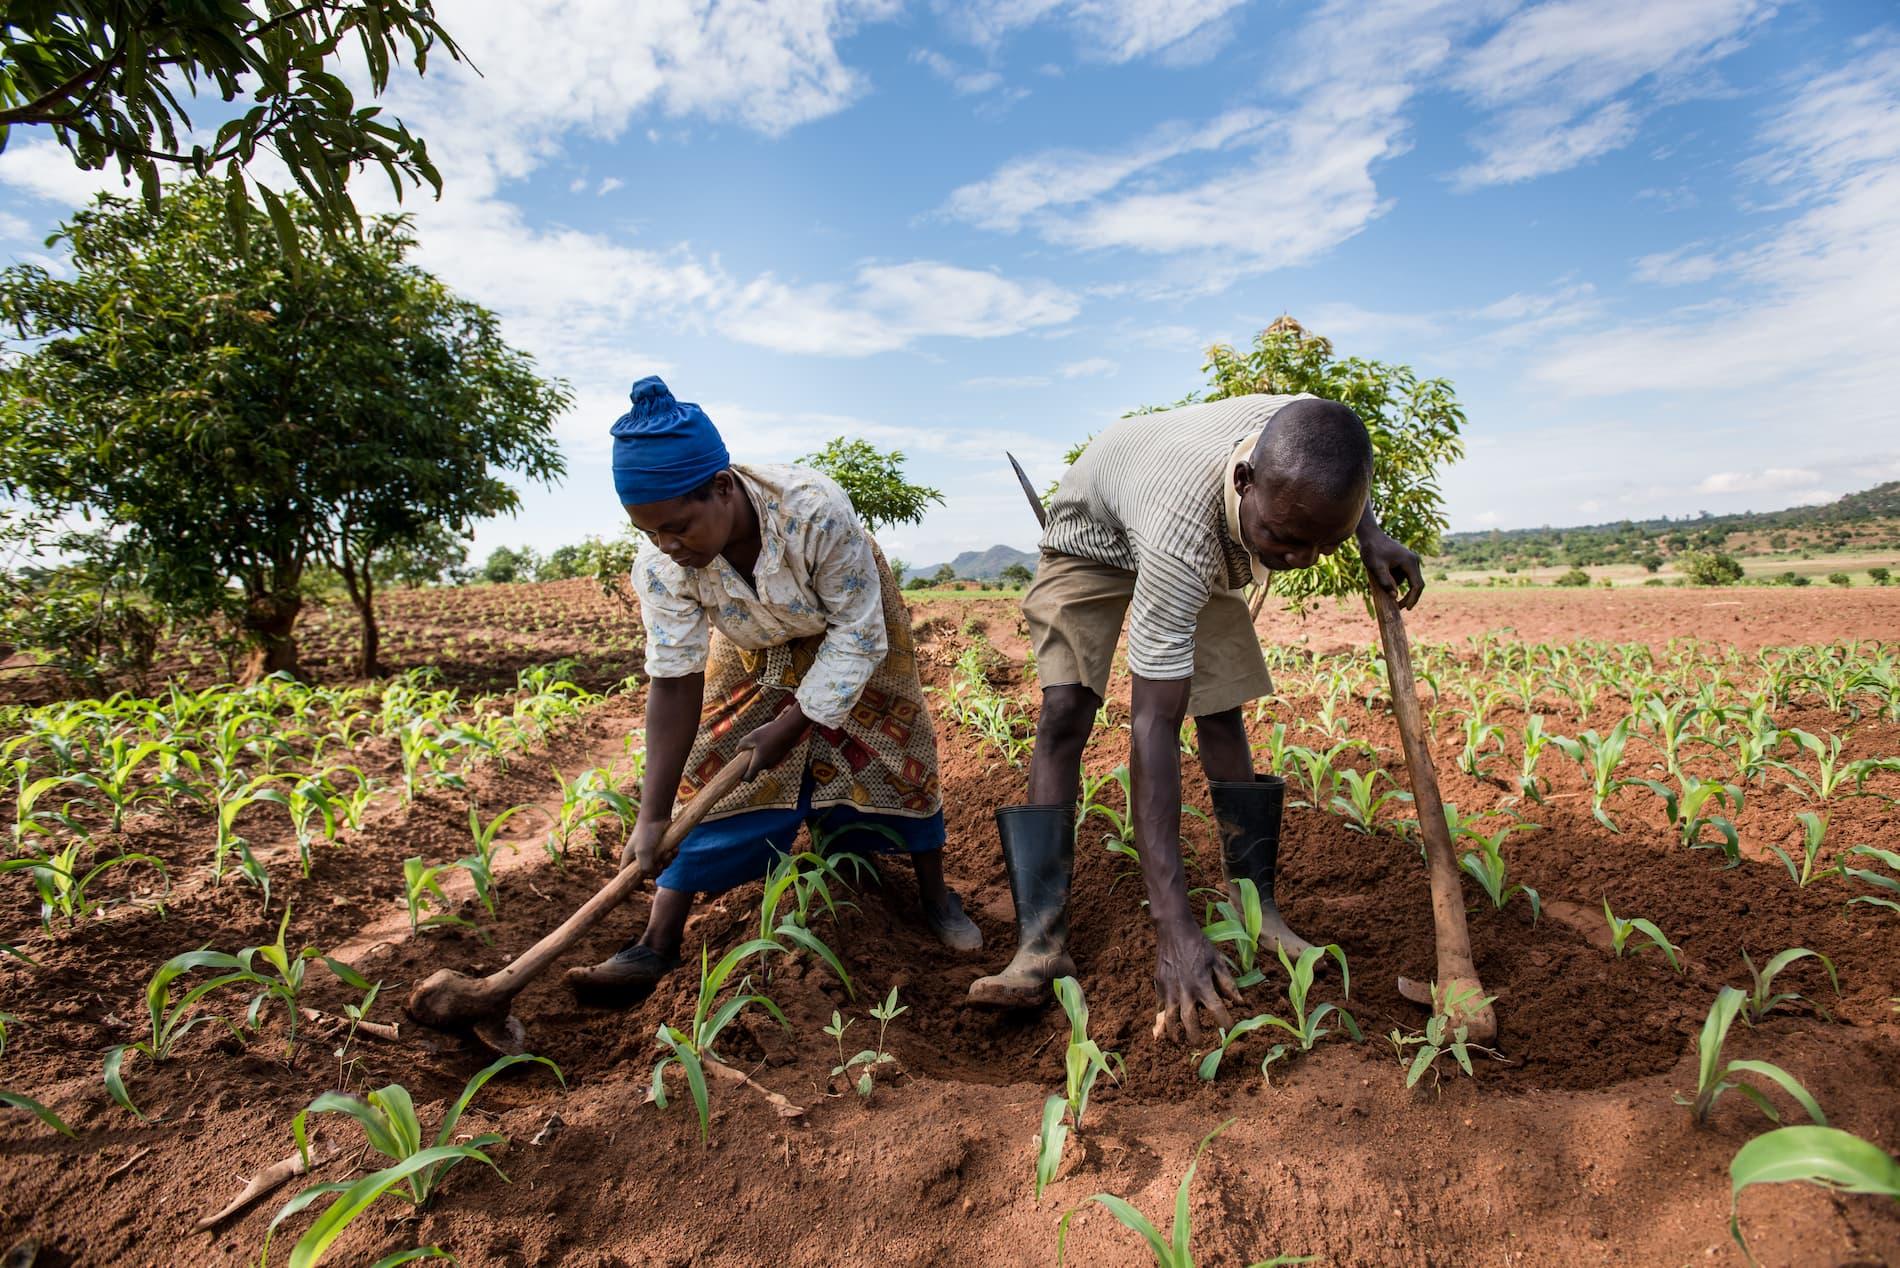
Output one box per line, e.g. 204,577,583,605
1,585,1897,1266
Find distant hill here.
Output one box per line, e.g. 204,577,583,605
1436,481,1900,570
907,545,1038,581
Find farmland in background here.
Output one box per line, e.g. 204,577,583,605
0,581,1895,1265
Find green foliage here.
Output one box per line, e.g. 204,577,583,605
1602,900,1683,973
0,2,463,250
1728,1126,1900,1261
1129,316,1463,610
0,182,569,677
1388,982,1501,1089
1739,948,1838,1025
1677,987,1825,1127
270,1054,563,1265
1036,976,1125,1199
1680,551,1746,586
1842,844,1900,913
1828,572,1852,587
0,1087,74,1136
651,940,790,1141
826,987,906,1099
798,438,945,533
1554,567,1591,587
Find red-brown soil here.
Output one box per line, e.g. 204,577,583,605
2,583,1897,1266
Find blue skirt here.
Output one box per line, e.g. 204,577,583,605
658,776,946,894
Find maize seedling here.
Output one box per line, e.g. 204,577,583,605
1677,986,1826,1127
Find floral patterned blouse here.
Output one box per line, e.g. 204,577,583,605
634,463,887,728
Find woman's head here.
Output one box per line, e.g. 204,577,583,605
610,377,740,567
624,470,749,569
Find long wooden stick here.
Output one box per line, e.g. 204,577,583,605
406,759,750,1027
1369,583,1498,1042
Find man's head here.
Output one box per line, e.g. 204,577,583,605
611,376,742,568
1232,397,1372,572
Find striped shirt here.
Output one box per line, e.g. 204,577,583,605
1041,393,1312,680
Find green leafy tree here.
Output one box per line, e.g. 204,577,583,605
799,438,945,534
1681,551,1745,587
930,564,957,585
372,523,469,590
0,183,568,680
480,547,533,586
0,1,463,253
538,543,586,582
1123,316,1465,609
999,561,1033,588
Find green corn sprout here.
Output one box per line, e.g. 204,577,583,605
652,939,790,1141
756,851,855,997
1388,981,1501,1090
3,840,167,927
1056,1119,1312,1268
1250,942,1361,1079
1728,1126,1900,1262
1628,774,1744,864
1602,900,1683,972
106,949,262,1117
253,774,342,876
1740,948,1839,1025
67,736,171,830
1551,717,1634,831
1252,722,1296,778
1284,739,1370,810
1202,877,1266,988
459,803,541,917
1765,812,1840,888
1514,715,1562,802
1638,695,1709,779
267,1054,564,1266
1677,986,1825,1127
1329,767,1411,834
402,858,476,936
1457,823,1541,921
1770,728,1871,803
1842,844,1900,913
1036,976,1125,1199
1458,715,1506,779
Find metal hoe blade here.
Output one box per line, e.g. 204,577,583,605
1007,452,1048,530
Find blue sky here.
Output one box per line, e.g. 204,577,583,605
4,0,1898,568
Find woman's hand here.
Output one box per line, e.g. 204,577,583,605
737,702,812,779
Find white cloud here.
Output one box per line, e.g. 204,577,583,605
1059,356,1117,378
1449,0,1775,188
0,139,130,206
1534,36,1900,401
720,261,1079,356
943,0,1249,63
596,177,624,196
912,48,1006,95
942,108,1269,232
1632,246,1721,285
1696,467,1821,495
0,210,29,239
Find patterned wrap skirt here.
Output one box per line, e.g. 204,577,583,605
656,544,946,894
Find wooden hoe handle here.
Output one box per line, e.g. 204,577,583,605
406,757,750,1026
1369,583,1499,1043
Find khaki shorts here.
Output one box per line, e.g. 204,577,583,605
1022,549,1271,718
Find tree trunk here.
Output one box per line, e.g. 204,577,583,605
237,591,303,684
336,538,382,679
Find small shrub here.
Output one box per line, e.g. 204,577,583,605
1827,572,1851,587
1681,551,1745,586
1870,566,1891,586
1554,568,1590,587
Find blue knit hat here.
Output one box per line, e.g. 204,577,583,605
610,377,730,505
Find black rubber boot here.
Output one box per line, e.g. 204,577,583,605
1208,775,1314,959
564,942,681,1008
966,805,1076,1007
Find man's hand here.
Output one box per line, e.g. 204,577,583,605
1359,524,1425,611
1150,916,1244,1045
737,702,812,780
620,816,668,874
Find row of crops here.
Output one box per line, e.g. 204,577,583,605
2,633,1898,1261
927,632,1900,1256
